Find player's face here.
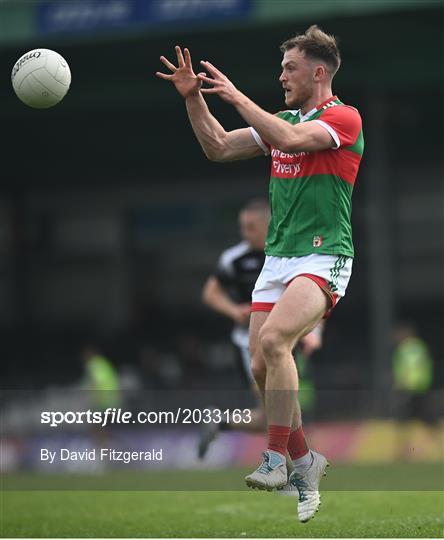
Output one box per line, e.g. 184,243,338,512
239,210,268,250
279,48,316,109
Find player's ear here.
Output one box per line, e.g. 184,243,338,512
313,64,326,81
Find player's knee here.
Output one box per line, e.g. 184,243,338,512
250,361,266,389
259,327,287,363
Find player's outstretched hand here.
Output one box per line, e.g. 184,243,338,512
198,61,241,105
156,46,204,99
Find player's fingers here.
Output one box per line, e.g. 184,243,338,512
155,72,173,80
159,56,177,72
200,88,219,94
175,45,185,67
200,60,225,78
184,48,193,67
197,74,216,85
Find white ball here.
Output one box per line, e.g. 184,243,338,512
11,49,71,109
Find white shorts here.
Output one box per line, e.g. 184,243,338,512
251,254,353,316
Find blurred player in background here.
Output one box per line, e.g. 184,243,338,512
157,25,364,522
198,199,323,461
81,344,121,453
82,344,121,410
391,323,438,459
202,199,270,393
392,323,434,422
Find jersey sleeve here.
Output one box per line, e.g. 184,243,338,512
214,251,234,286
249,127,270,155
314,106,362,148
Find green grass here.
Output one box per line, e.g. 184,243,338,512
3,463,443,491
1,468,443,538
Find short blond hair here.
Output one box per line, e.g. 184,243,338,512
280,25,341,76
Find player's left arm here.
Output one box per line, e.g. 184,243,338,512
252,117,334,153
198,61,361,153
236,99,361,153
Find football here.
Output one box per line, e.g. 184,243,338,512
11,48,71,109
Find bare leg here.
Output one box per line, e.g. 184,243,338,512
249,311,293,465
259,277,328,429
246,278,331,518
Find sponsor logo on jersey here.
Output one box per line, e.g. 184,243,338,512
271,149,307,178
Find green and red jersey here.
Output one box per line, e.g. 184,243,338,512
250,96,364,258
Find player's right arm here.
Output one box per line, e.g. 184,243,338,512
156,46,263,162
202,276,251,325
186,94,262,161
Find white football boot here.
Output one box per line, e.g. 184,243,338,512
276,476,299,496
245,450,287,491
287,450,329,522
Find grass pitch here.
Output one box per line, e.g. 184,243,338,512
1,466,443,538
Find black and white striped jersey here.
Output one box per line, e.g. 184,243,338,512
214,241,265,304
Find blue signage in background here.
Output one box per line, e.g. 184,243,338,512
148,0,251,23
37,0,252,35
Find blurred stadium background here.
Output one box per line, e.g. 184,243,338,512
0,0,443,484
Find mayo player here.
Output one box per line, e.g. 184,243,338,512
157,25,363,522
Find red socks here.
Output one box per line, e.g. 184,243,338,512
287,426,309,460
268,426,309,459
268,425,291,456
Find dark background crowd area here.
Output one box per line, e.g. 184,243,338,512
0,1,442,419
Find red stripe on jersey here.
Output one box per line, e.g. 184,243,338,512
302,147,362,185
270,146,361,185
